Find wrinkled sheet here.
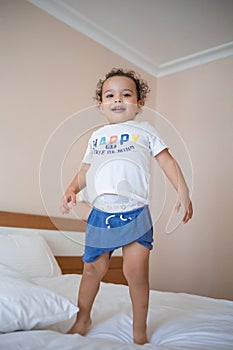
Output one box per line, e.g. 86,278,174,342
1,274,233,350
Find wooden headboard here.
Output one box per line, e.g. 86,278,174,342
0,211,127,285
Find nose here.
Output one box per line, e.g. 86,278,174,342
114,94,122,103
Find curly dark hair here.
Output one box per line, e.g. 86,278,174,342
95,68,150,103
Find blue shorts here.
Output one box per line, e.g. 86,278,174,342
82,205,153,263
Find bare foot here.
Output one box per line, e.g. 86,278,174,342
67,317,92,335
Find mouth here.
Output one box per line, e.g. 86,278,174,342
111,106,126,113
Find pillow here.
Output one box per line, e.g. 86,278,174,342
32,274,82,333
0,234,61,277
0,265,79,333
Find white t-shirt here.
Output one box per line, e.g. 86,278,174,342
82,120,167,206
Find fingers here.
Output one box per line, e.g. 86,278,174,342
60,198,70,214
69,193,77,207
182,201,193,224
60,193,76,214
182,211,189,224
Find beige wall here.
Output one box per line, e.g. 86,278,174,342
154,57,233,300
1,0,233,300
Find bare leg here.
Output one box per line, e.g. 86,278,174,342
68,252,110,335
122,242,150,345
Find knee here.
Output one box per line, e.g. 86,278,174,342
84,261,108,280
123,265,148,285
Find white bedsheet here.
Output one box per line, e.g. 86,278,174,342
1,274,233,350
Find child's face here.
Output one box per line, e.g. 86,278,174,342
99,76,142,124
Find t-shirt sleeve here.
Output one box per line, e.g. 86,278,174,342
146,123,168,156
82,140,93,164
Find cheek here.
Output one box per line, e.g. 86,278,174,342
99,103,111,116
99,103,106,111
128,102,139,111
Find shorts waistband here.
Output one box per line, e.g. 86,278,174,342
93,201,144,213
93,194,146,213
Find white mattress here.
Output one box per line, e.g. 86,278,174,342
1,273,233,350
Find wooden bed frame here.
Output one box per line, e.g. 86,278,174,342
0,211,127,285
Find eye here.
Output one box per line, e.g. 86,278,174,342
122,90,133,98
105,93,114,98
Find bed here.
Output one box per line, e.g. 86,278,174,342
0,211,233,350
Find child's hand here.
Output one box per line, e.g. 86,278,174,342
175,192,193,224
60,191,76,214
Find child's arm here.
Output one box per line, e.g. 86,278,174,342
155,149,193,223
60,162,90,214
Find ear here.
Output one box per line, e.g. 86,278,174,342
98,101,103,111
137,100,144,113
